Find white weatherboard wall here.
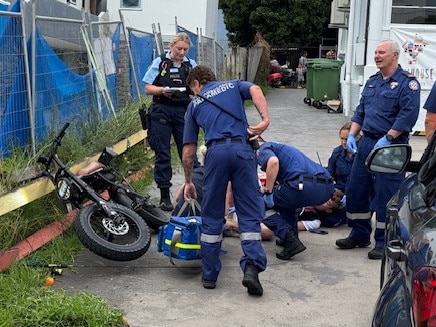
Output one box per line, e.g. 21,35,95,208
105,0,219,38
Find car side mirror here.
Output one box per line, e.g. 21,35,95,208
365,145,412,174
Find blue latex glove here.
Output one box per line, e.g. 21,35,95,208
263,193,275,208
346,133,357,154
374,135,391,149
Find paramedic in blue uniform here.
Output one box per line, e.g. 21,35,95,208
182,65,270,296
327,121,356,193
423,81,436,142
142,32,197,211
335,40,420,260
256,139,335,260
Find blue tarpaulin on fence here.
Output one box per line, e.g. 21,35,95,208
129,31,154,101
0,0,28,158
0,1,123,158
32,28,94,140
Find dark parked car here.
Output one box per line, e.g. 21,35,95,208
367,139,436,327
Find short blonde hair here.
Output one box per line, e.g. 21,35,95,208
170,32,191,47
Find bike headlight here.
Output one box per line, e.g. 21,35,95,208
57,178,72,200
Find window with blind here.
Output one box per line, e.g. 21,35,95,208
120,0,141,9
392,0,436,24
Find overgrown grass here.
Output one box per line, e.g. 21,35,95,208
0,100,152,326
0,98,150,193
0,90,265,326
0,230,126,327
0,193,67,251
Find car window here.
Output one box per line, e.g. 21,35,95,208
408,182,436,231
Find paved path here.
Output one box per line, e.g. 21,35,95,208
54,88,427,327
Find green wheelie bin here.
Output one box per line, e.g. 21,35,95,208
304,59,343,109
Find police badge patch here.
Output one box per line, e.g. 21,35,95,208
409,80,419,90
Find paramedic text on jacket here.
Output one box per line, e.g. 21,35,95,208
182,65,270,296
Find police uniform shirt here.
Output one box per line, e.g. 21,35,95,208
352,65,420,135
142,53,197,84
256,142,330,183
183,80,252,145
424,82,436,113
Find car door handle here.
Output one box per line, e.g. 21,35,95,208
387,239,407,262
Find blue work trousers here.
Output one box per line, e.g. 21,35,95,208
201,141,267,282
147,103,186,189
346,135,405,247
263,179,334,240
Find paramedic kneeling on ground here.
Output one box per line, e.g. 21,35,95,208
256,138,335,260
181,65,270,296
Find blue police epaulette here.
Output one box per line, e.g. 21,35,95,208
369,71,381,78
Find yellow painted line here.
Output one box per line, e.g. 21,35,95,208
0,130,147,218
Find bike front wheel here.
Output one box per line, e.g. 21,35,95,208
74,202,151,261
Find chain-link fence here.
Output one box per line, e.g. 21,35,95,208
198,34,224,80
0,4,226,160
0,7,30,158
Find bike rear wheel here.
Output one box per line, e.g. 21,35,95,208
74,202,151,261
109,187,170,231
136,203,170,230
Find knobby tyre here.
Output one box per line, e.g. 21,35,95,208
135,204,170,231
109,187,170,230
74,202,151,261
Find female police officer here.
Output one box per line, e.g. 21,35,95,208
142,32,197,211
181,65,270,296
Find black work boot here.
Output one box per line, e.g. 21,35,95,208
159,188,173,211
242,261,263,296
276,230,306,260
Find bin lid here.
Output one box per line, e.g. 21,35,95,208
307,59,343,68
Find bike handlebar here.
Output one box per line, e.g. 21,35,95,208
55,122,70,144
37,122,71,174
50,122,70,156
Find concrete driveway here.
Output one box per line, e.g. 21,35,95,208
54,87,427,327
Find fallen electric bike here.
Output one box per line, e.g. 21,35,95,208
38,122,167,261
